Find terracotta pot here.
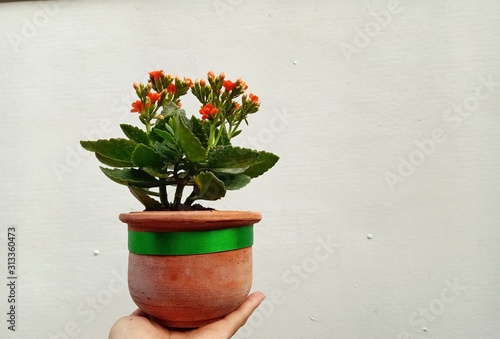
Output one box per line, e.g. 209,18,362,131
119,210,262,328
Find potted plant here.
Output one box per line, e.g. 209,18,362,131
80,70,279,328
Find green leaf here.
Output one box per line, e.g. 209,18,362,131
80,140,98,152
161,102,190,128
243,151,279,178
154,128,177,145
207,146,259,171
128,185,163,211
95,152,133,167
212,167,248,174
171,116,207,163
149,119,171,143
131,144,165,169
80,138,136,167
193,172,226,201
190,116,209,148
100,167,159,187
161,102,183,117
154,141,181,162
215,173,251,190
230,129,242,138
120,124,150,145
141,167,172,179
217,127,231,146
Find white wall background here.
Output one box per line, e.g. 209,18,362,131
1,0,499,338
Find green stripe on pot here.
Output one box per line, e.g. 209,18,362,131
128,225,254,255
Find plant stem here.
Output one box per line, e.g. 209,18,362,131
228,119,241,139
172,163,186,210
184,188,196,206
212,115,227,148
172,184,185,210
159,178,168,210
208,121,217,150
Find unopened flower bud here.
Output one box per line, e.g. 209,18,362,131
200,79,207,86
133,82,140,90
235,78,248,90
207,71,215,79
184,77,193,87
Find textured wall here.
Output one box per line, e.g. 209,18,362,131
1,1,499,338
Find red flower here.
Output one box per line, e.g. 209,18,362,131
147,92,161,104
149,70,163,81
199,103,219,120
223,80,235,92
249,93,259,103
167,83,177,94
131,100,146,113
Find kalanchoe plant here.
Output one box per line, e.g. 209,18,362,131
81,70,279,211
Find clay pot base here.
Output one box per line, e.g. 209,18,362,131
128,247,253,328
150,314,226,329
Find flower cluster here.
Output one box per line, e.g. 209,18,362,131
130,70,261,150
130,71,193,130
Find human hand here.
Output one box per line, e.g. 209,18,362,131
109,292,265,339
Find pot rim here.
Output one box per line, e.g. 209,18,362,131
119,210,262,232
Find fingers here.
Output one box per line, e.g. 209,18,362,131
219,292,265,335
